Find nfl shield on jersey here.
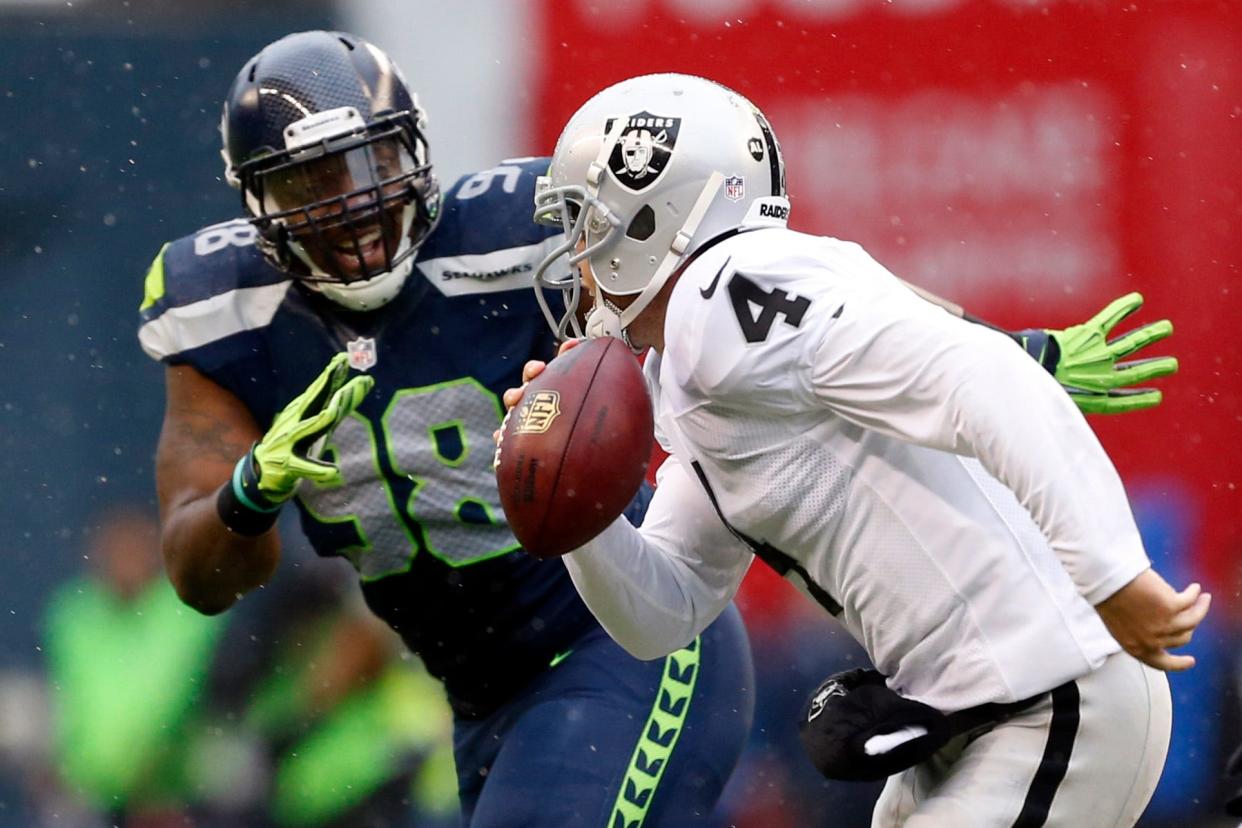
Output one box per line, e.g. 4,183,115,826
346,337,378,371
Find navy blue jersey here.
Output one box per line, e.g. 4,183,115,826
139,158,611,716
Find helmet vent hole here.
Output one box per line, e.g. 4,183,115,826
338,36,355,50
626,205,655,241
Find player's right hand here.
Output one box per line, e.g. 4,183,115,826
1093,568,1211,672
495,339,581,440
247,352,374,505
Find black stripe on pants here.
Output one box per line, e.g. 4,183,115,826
1012,681,1081,828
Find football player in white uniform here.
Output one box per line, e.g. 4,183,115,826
510,74,1208,826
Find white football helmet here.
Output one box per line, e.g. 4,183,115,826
533,73,789,342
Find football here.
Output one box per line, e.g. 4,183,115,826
494,337,654,558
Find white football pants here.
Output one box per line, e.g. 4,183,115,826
871,651,1171,827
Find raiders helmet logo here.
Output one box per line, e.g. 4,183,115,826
806,679,848,722
605,111,681,191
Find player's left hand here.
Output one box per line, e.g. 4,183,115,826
1094,568,1210,672
1020,292,1177,415
252,353,374,502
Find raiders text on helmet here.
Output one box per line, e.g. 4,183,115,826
606,112,681,191
532,73,788,342
221,30,441,311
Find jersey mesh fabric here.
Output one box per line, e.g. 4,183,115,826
656,228,1124,711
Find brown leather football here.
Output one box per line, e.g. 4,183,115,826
494,338,654,558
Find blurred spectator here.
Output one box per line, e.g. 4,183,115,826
191,549,458,828
40,505,223,826
34,506,457,828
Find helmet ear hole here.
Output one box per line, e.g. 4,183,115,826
625,205,656,241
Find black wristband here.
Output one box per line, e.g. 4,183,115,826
1014,328,1062,375
215,453,282,536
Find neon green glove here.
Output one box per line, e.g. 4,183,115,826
252,352,374,499
1019,292,1178,415
217,353,374,535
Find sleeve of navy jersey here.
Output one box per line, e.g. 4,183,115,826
136,218,294,417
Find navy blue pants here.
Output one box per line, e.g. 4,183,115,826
453,603,754,828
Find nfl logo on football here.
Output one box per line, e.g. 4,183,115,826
516,391,562,434
724,175,745,202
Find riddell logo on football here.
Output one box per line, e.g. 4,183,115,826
515,391,562,434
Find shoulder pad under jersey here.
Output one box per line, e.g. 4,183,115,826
415,157,560,297
137,219,293,363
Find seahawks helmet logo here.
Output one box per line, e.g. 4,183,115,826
605,111,681,192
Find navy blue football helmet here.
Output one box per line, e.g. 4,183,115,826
221,31,440,310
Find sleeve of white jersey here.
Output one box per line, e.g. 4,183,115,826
799,244,1150,605
561,456,754,660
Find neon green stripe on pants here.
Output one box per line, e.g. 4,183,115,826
609,635,702,828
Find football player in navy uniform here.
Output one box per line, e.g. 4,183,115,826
138,32,754,827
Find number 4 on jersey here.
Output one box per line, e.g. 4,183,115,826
727,273,812,343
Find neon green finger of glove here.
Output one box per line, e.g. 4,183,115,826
1049,292,1179,395
252,353,376,501
1068,388,1163,416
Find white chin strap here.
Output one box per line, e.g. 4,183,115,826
584,303,626,342
607,171,724,332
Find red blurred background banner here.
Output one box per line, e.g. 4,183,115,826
531,0,1241,596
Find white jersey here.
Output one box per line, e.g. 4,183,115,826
564,227,1150,712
